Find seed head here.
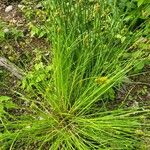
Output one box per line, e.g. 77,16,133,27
95,76,108,84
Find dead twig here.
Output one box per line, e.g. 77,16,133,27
0,57,25,80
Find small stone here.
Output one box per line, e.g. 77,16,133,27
4,46,9,49
12,19,17,24
4,28,10,33
5,5,13,13
18,4,24,9
36,3,43,9
10,19,17,24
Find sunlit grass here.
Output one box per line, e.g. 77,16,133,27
0,0,149,149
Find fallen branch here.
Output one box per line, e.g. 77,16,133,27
0,57,25,80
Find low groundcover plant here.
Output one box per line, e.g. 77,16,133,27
0,0,149,149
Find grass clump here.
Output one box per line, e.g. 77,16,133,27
0,0,149,149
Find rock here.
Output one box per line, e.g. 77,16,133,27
11,19,17,24
4,28,10,33
4,46,9,49
36,3,43,9
18,4,24,9
4,28,12,39
5,5,13,13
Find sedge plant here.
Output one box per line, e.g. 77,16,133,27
0,0,150,149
